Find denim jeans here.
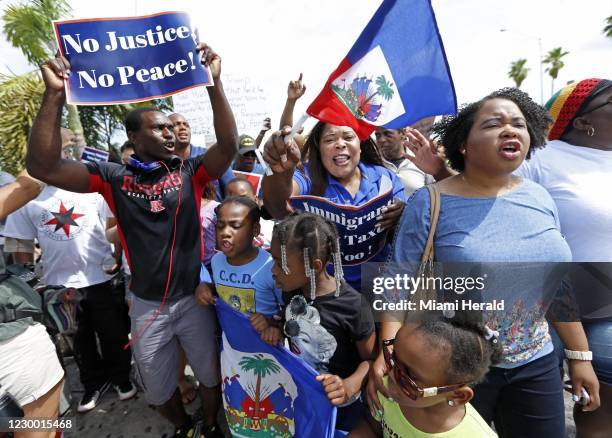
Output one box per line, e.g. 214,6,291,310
471,352,565,438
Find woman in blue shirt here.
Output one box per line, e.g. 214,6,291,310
368,88,600,437
262,122,406,291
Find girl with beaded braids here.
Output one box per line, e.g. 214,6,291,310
370,88,600,438
270,212,376,432
262,122,408,292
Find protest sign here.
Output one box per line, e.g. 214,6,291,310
233,170,263,195
172,73,269,146
53,11,211,105
289,176,394,266
80,146,109,163
216,300,336,438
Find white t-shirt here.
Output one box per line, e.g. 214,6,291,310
516,140,612,261
384,156,435,196
3,186,114,288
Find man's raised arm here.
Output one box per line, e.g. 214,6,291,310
26,56,91,193
197,43,238,179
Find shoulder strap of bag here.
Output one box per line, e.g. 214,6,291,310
421,184,441,264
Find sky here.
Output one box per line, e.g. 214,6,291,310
0,0,611,140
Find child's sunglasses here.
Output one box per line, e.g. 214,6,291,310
382,338,466,400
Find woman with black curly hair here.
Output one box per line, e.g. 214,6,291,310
262,122,407,291
368,88,600,437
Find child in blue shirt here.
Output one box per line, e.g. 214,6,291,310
196,196,283,342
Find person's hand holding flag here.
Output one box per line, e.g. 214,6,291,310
262,127,301,174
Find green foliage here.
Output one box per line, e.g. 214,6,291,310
239,354,281,378
1,0,174,172
508,59,529,88
2,0,70,66
605,15,612,38
375,75,394,100
543,47,569,80
543,47,569,96
0,73,44,174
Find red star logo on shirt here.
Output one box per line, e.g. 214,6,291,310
45,202,84,237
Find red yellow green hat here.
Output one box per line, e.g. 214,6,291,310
545,78,611,140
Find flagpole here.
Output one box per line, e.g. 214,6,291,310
283,113,309,145
256,114,309,176
278,113,309,167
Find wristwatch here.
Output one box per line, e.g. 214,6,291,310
564,349,593,361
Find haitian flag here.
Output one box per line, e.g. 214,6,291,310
307,0,456,140
216,299,337,437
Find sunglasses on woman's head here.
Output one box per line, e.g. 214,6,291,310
382,338,466,401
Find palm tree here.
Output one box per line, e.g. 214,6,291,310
3,0,68,66
0,73,44,174
0,0,85,172
508,59,529,88
542,47,570,97
375,75,394,101
239,354,281,428
360,75,394,107
604,15,612,38
2,1,83,137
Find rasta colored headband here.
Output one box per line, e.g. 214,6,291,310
545,78,612,140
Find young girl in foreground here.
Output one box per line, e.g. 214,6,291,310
269,212,376,431
350,314,500,437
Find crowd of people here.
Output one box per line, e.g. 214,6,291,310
0,40,610,438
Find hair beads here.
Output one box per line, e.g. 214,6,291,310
332,237,344,297
303,247,316,301
272,212,346,300
278,226,290,275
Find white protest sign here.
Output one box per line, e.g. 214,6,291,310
172,73,270,146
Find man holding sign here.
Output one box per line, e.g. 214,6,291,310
27,41,237,437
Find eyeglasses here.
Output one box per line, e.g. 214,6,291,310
382,338,466,400
578,98,612,117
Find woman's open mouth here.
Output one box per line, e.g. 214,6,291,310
332,154,351,166
498,141,521,160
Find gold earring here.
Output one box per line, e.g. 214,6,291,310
587,127,596,137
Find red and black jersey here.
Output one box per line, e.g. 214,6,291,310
86,156,211,301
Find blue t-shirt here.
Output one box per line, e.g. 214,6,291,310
208,248,283,317
293,162,407,291
390,179,572,366
190,145,235,200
